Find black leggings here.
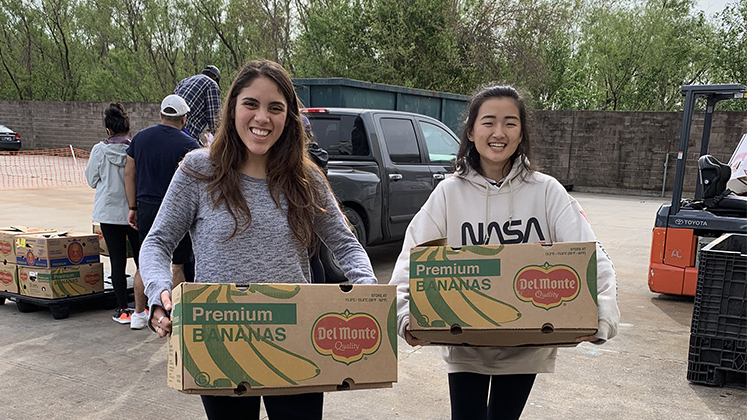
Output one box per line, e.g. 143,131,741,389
99,223,140,309
449,372,536,420
201,393,323,420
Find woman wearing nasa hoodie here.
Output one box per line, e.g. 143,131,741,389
389,85,619,420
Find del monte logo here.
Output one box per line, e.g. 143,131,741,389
0,271,12,285
312,310,381,365
85,272,100,286
68,242,84,264
514,262,580,310
0,241,11,255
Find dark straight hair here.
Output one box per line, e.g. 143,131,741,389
455,85,535,179
103,103,130,135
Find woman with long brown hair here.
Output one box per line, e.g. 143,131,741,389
139,60,377,419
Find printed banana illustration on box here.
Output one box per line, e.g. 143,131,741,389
408,241,599,347
17,263,104,299
168,283,398,396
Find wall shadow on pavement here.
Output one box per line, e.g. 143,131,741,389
650,294,695,328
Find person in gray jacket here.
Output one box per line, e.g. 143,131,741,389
140,60,377,420
85,103,141,324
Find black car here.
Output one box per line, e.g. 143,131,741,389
0,125,21,151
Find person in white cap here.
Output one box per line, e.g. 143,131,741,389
123,94,201,329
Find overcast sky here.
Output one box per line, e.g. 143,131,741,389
696,0,732,14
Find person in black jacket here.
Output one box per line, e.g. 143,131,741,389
303,115,328,174
302,115,328,283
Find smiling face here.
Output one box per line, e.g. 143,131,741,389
468,97,523,181
234,76,289,176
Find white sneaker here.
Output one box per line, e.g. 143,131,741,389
130,311,148,330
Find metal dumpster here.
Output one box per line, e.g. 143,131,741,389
293,78,469,134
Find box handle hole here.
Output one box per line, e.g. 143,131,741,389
339,284,353,293
234,383,248,395
450,324,463,335
541,323,554,334
337,378,354,390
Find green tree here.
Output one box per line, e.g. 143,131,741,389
0,0,732,110
710,1,747,110
576,0,716,111
293,0,378,80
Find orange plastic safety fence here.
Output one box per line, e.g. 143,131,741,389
0,148,91,190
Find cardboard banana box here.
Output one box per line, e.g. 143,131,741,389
15,232,100,268
0,262,18,293
409,240,599,347
168,283,398,396
17,263,104,299
0,227,55,264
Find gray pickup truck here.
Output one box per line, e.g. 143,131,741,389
305,107,461,281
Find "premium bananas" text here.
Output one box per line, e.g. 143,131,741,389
414,262,481,276
415,278,491,292
193,307,273,322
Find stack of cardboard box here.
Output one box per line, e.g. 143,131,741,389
14,231,104,299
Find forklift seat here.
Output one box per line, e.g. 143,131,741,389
698,155,747,215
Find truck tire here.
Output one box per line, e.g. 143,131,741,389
321,207,366,283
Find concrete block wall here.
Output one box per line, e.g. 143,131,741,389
532,110,747,194
1,100,746,194
0,100,160,152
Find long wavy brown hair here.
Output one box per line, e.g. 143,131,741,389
188,59,327,246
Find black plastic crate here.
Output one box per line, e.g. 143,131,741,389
687,333,746,388
690,234,747,339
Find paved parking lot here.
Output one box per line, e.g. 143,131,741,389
0,187,744,419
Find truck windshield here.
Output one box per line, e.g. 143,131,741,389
308,115,370,157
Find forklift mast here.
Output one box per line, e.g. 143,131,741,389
670,84,747,213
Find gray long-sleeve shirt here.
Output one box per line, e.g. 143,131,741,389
140,149,377,314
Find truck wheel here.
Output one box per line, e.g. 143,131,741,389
344,207,367,248
321,207,367,283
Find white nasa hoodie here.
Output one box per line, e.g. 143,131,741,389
389,160,620,375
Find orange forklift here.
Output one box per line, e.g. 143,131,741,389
648,84,747,296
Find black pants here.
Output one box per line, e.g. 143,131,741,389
99,223,140,309
137,200,194,282
449,372,536,420
201,393,323,420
